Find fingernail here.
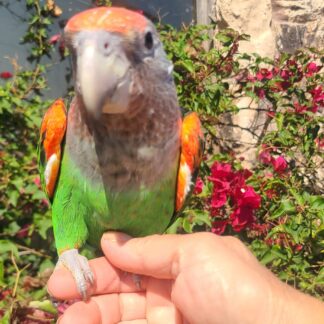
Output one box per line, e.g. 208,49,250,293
102,231,131,244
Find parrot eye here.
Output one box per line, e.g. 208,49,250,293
144,31,154,50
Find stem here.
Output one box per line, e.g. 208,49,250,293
19,66,41,99
16,244,51,258
10,251,31,298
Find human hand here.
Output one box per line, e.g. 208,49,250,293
48,232,324,324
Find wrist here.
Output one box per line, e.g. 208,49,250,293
269,278,324,324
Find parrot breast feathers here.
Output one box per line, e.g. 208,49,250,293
38,98,67,199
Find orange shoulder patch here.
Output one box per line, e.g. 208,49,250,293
176,112,203,211
40,98,67,198
65,7,147,34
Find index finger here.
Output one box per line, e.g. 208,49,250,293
47,256,148,300
101,232,220,280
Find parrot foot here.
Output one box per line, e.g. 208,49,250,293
57,249,94,300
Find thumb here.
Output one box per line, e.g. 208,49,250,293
101,232,187,280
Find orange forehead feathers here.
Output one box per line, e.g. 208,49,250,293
65,7,148,34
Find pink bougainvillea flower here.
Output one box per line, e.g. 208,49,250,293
247,74,256,82
211,219,228,235
311,104,319,113
280,69,291,80
310,86,324,109
305,62,321,77
209,162,233,180
241,168,253,180
208,162,234,208
255,88,265,99
229,172,246,192
265,189,277,199
286,60,303,81
264,172,274,179
258,149,272,164
33,176,41,187
272,80,290,92
16,224,30,239
49,33,61,44
233,186,261,209
230,206,255,232
256,68,273,81
293,102,308,114
58,39,67,57
211,178,231,193
57,300,79,316
193,177,204,194
42,198,49,207
0,71,13,79
294,244,303,252
272,66,280,76
211,190,227,208
250,222,269,235
315,137,324,149
287,59,297,67
271,156,287,174
208,161,261,232
265,238,275,246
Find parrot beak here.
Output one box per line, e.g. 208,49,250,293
75,32,132,117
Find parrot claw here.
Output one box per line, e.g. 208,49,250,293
57,249,94,300
132,273,142,290
123,272,142,290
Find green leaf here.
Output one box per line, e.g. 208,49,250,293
289,189,305,205
7,221,20,235
0,261,4,284
0,311,10,324
260,250,280,265
270,199,296,219
275,113,284,131
42,18,52,25
182,217,192,233
309,196,324,210
176,60,195,74
0,240,18,257
270,246,288,260
39,259,54,274
34,216,52,240
166,217,183,234
191,210,211,227
215,33,233,45
32,190,47,200
8,190,19,207
29,15,39,25
11,179,24,190
29,300,57,315
282,224,300,244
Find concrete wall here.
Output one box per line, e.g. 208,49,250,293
196,0,324,56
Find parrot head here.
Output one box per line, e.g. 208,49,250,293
64,7,174,118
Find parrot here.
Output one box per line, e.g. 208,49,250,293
38,7,203,299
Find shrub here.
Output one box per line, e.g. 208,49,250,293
162,24,324,298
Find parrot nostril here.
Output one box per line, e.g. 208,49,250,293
104,42,109,49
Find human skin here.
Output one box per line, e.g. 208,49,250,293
47,232,324,324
